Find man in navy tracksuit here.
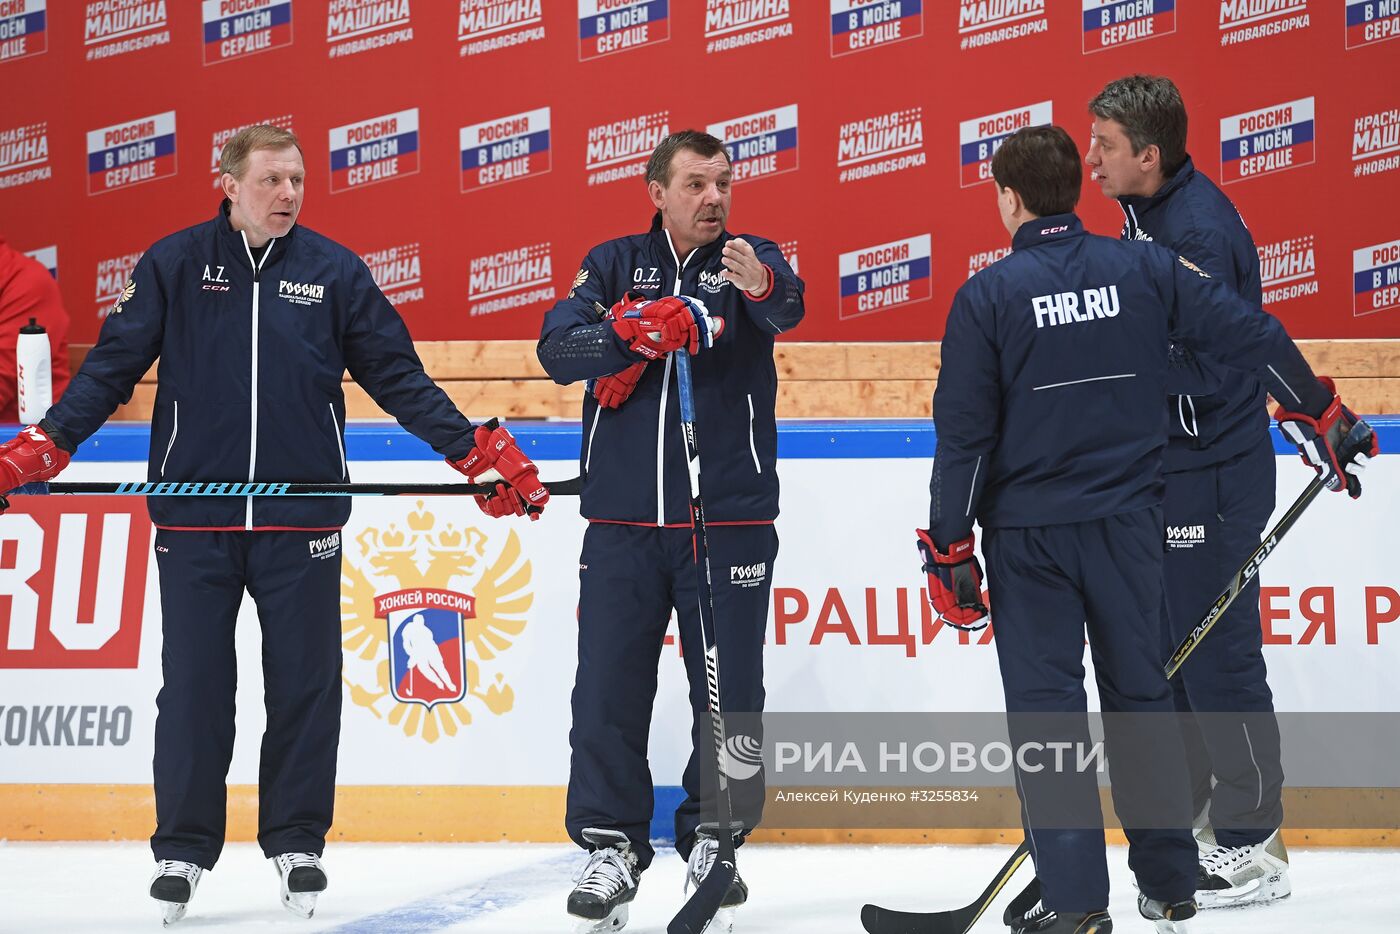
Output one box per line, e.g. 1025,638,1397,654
0,127,548,924
919,126,1368,934
537,130,803,931
1085,75,1377,906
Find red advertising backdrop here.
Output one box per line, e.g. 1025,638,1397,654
0,1,1397,344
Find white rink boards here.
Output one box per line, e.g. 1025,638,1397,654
4,442,1397,790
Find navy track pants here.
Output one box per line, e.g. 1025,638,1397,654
985,508,1197,912
150,528,343,869
1163,439,1283,846
566,522,777,870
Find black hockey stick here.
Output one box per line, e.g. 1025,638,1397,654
860,839,1031,934
32,477,582,497
1164,419,1374,678
667,348,740,934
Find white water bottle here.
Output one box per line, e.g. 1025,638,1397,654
17,317,52,425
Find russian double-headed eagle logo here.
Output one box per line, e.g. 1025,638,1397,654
111,279,136,314
568,267,589,298
340,501,533,743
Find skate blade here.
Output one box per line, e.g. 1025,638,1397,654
282,891,319,919
677,906,735,934
158,901,188,927
1196,872,1290,910
572,902,629,932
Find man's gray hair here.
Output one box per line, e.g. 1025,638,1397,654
1089,75,1188,175
645,130,730,187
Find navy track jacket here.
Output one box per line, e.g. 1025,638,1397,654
537,215,804,525
928,214,1329,547
47,203,476,530
1117,157,1269,472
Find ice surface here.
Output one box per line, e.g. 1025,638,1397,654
1,840,1392,932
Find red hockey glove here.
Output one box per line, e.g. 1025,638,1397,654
605,291,648,320
1275,376,1378,499
0,422,71,510
593,362,648,409
610,295,723,360
447,420,549,520
916,528,989,631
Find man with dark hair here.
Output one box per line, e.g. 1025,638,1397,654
644,128,728,187
538,130,803,932
921,125,1370,933
1085,74,1362,907
1087,74,1189,179
0,125,550,924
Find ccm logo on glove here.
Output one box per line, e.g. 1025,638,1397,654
447,420,550,520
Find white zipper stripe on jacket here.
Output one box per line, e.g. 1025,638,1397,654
330,403,347,479
1178,395,1198,437
584,407,601,473
659,229,695,526
241,232,275,529
746,393,760,473
657,356,673,525
1266,364,1303,405
160,400,179,477
965,455,982,516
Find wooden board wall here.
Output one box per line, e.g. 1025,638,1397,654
70,340,1400,421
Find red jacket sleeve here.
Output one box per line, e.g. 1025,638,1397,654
0,243,71,422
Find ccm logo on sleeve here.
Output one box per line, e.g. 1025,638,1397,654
309,532,341,559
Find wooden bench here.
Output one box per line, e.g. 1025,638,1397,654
72,340,1400,420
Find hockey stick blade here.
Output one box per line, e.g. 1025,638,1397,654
860,839,1030,934
668,859,736,934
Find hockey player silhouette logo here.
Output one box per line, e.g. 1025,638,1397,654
340,501,534,742
387,609,467,709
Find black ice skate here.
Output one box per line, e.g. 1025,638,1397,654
568,828,641,932
149,859,203,927
1195,828,1290,909
1004,877,1112,933
1137,893,1196,933
685,825,748,932
272,852,327,918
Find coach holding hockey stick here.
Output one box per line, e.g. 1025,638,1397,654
537,129,803,933
916,126,1369,934
0,126,548,925
1085,75,1377,907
